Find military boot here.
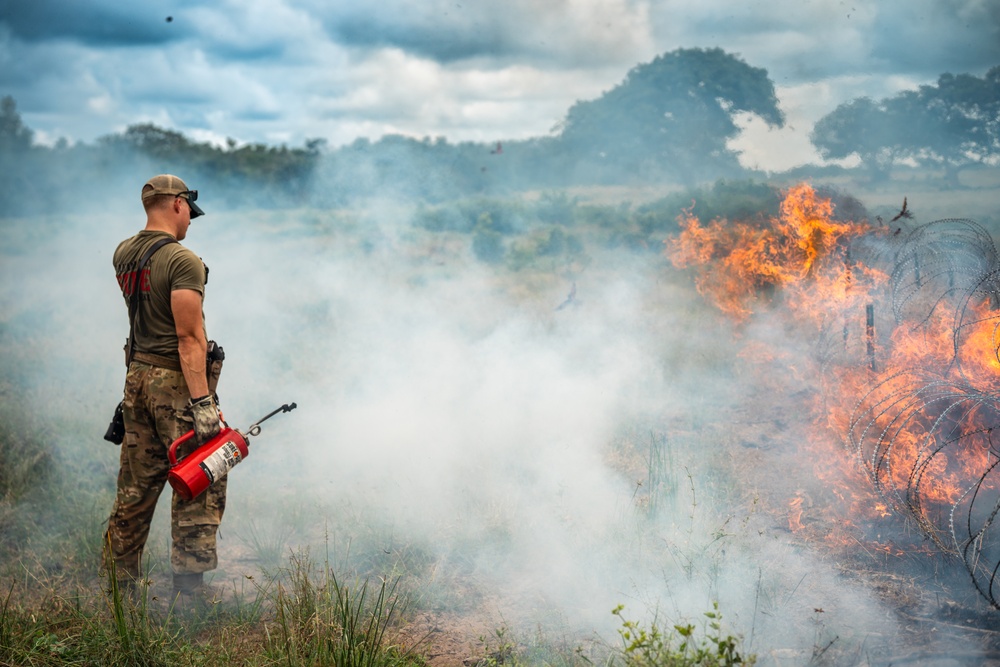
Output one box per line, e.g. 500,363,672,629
172,572,221,614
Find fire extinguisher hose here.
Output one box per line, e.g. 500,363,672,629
246,402,297,436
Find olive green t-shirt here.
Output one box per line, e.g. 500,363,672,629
113,230,207,362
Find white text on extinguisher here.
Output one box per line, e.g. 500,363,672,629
198,441,244,484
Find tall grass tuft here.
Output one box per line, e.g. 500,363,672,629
266,548,416,667
645,430,674,517
99,555,179,666
0,398,53,551
0,572,183,666
0,582,21,661
236,517,294,569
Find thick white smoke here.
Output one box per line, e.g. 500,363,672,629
5,197,989,664
195,207,926,660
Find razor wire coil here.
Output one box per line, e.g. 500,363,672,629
847,218,1000,607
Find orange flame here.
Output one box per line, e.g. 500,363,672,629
667,183,1000,552
667,184,882,324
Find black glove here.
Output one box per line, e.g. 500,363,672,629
187,394,221,444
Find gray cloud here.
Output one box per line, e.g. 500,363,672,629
868,0,1000,75
311,0,651,67
647,0,1000,81
330,15,512,63
2,0,187,47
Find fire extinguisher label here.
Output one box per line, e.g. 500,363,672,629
199,440,243,484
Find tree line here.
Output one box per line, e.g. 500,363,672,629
1,49,997,216
811,67,1000,186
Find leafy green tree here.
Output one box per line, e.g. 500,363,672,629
810,97,899,183
811,67,1000,186
117,123,193,157
94,122,323,207
556,48,784,184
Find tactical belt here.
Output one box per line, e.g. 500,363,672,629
132,350,183,372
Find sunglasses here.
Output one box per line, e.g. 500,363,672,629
177,190,204,218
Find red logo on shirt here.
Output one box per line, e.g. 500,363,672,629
117,268,151,297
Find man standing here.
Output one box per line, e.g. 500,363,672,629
105,174,226,604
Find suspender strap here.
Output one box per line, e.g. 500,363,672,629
125,237,177,366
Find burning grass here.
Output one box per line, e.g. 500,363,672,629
668,182,1000,610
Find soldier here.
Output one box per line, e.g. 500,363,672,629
105,174,226,606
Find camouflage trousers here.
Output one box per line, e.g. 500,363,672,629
104,361,227,580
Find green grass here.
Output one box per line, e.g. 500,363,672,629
0,549,426,667
266,549,415,667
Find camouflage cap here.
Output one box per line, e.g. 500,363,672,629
141,174,204,218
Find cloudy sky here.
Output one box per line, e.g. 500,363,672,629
2,0,998,170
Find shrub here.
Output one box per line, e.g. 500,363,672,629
612,602,755,667
472,213,506,263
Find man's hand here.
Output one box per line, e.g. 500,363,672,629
188,395,221,443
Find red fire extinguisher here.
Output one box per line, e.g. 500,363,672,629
168,402,297,500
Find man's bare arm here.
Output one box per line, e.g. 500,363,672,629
172,288,209,398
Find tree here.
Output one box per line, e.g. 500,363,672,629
0,96,39,214
99,122,195,158
811,66,1000,186
93,122,323,206
0,96,33,154
810,97,901,183
555,48,784,184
